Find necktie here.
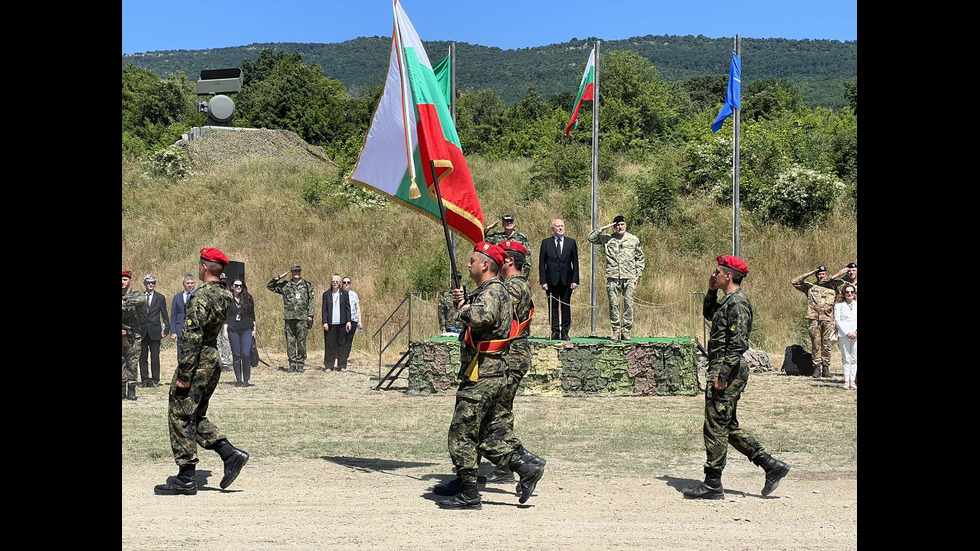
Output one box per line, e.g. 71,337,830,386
557,237,562,256
146,292,152,308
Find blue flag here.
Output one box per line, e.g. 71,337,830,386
711,51,741,133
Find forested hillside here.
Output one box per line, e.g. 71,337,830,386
122,34,856,108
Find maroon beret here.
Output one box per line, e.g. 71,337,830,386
200,247,230,266
474,241,506,267
122,270,132,278
717,254,748,275
500,240,527,256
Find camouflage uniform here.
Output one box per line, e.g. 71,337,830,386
826,276,858,303
485,230,532,279
701,288,768,473
437,289,462,333
587,228,645,335
167,281,233,467
447,277,522,485
267,277,316,371
121,289,146,399
479,273,534,457
791,272,839,375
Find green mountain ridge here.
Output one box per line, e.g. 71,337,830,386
122,35,856,108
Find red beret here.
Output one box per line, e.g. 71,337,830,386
200,247,230,266
122,270,132,278
500,240,527,256
474,241,506,267
717,254,748,275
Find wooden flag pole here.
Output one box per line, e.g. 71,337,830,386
430,160,463,291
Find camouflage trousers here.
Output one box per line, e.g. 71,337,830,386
217,331,233,369
284,319,310,369
606,277,637,333
808,319,835,368
167,345,226,467
122,334,142,385
702,362,766,473
448,374,521,484
479,340,531,453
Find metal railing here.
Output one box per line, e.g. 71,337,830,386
372,292,419,386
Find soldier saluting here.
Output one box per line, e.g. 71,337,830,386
267,263,316,372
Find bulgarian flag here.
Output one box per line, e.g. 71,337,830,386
564,47,596,136
349,0,484,245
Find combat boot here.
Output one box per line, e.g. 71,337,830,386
518,445,547,466
621,331,631,342
510,449,545,504
127,382,138,401
485,465,515,484
220,448,250,489
436,480,482,510
683,469,724,500
754,454,790,497
154,476,197,496
821,364,831,378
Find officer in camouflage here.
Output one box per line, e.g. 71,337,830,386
122,270,146,401
437,288,462,333
435,242,546,510
481,239,542,485
154,247,250,496
684,255,790,500
484,213,533,279
267,264,316,372
791,265,839,378
588,215,645,341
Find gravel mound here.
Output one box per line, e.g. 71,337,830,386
179,127,336,171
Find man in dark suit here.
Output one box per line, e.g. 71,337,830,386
539,219,579,340
139,274,171,387
170,274,196,346
321,274,352,371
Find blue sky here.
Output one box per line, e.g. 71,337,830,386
122,0,857,55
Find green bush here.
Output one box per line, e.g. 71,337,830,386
141,145,191,181
409,252,449,296
755,165,844,229
634,161,680,227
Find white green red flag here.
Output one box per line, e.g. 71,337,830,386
349,0,484,244
564,47,596,136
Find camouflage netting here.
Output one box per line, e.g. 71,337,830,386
406,338,698,396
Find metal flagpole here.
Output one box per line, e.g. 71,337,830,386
449,42,458,254
733,35,741,256
590,40,600,337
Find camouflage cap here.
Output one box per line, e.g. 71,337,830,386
291,264,302,271
502,214,515,222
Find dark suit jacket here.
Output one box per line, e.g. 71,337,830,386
539,236,580,287
321,290,351,327
171,291,190,338
140,290,170,341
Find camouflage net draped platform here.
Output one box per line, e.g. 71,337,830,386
406,337,700,397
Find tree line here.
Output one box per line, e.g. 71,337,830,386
122,47,857,230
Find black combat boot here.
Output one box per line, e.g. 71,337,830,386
509,449,545,504
154,466,198,495
518,445,547,466
821,364,831,378
754,454,790,497
436,480,482,510
220,448,250,489
683,468,724,500
127,382,139,401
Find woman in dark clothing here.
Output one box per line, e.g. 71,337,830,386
224,279,257,387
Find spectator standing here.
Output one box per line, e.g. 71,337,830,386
438,287,462,334
267,264,316,373
539,218,579,340
587,215,645,341
834,284,858,390
339,276,362,369
321,274,351,372
791,265,839,378
138,274,170,387
170,274,196,348
224,279,257,387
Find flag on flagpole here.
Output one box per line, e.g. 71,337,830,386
564,47,596,136
432,52,452,110
711,51,741,133
349,0,484,245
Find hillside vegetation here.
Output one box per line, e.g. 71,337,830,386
122,129,856,365
122,34,856,108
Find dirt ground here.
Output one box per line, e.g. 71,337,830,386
122,351,857,550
